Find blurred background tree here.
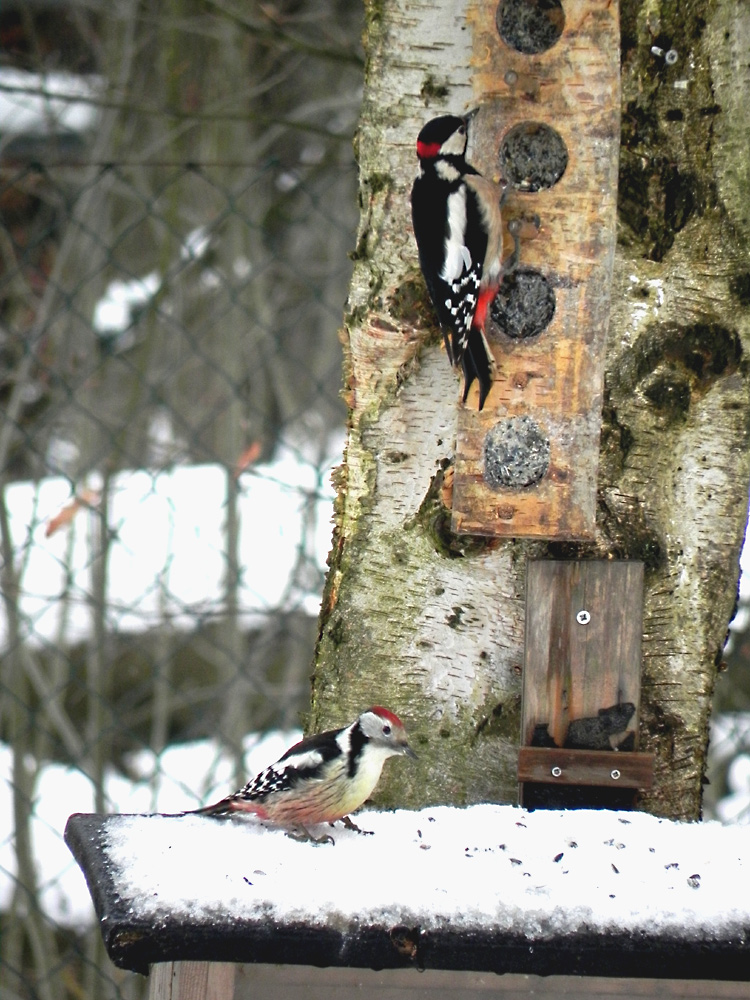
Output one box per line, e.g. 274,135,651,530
0,2,363,997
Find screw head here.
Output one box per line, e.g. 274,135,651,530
610,769,621,781
551,765,562,778
576,610,591,625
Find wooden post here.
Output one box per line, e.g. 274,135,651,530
451,0,620,538
148,962,236,1000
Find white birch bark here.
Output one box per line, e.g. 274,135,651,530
311,0,750,819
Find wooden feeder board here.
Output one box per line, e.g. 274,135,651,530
451,0,620,539
519,560,654,807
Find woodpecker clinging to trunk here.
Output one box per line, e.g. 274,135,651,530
411,114,513,410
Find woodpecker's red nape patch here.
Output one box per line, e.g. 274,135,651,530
369,706,403,727
416,140,441,160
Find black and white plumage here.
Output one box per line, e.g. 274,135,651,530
411,114,508,410
191,707,416,841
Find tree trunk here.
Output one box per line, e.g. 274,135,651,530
310,0,750,820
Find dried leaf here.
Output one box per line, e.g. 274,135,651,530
45,489,100,538
234,441,263,479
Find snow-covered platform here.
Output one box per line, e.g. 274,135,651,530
64,804,750,980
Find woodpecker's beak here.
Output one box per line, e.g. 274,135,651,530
402,744,418,760
463,106,481,126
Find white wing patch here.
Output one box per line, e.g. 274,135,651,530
440,186,471,283
272,749,323,772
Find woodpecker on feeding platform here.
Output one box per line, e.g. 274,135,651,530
191,706,416,844
411,114,515,410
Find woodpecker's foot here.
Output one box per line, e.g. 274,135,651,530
287,825,335,846
501,221,522,277
340,814,374,836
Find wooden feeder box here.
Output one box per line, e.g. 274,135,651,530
519,559,654,808
450,0,620,539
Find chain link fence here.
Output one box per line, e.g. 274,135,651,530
1,2,361,997
2,3,750,1000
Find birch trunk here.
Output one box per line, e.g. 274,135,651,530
310,0,750,820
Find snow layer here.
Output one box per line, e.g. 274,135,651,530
102,805,749,941
3,436,341,646
0,69,101,134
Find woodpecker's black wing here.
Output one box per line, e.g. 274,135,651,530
412,176,493,406
411,169,462,360
192,726,346,814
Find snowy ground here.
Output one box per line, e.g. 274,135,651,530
87,803,749,943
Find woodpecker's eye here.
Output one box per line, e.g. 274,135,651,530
382,724,392,735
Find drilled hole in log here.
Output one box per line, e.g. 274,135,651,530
496,0,565,55
490,267,555,340
500,123,568,192
484,416,550,489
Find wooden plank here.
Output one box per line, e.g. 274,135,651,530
518,748,655,789
452,0,620,538
521,561,644,749
235,965,750,1000
149,964,174,1000
149,962,236,1000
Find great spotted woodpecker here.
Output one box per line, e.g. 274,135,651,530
191,707,416,843
411,114,510,410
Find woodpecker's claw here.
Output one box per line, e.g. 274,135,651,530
287,825,335,846
340,814,374,836
502,222,522,278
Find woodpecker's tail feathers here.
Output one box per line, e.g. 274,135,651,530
191,802,228,816
461,325,494,410
442,326,455,367
156,804,234,819
189,795,247,818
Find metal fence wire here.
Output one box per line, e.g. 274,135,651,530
2,4,750,1000
0,152,358,999
0,2,362,993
